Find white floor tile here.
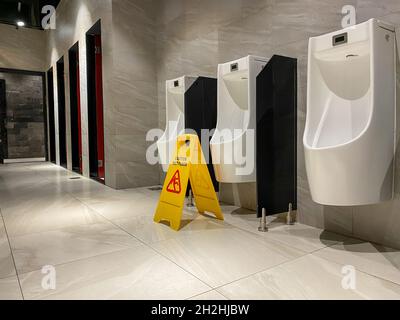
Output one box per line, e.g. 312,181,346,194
20,247,210,300
314,239,400,285
0,276,22,300
257,224,347,253
2,199,106,237
222,206,287,230
10,222,143,274
0,221,15,279
222,206,346,253
151,228,305,288
218,254,400,300
74,188,144,205
114,212,233,244
86,197,158,221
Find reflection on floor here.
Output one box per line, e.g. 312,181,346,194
0,162,400,300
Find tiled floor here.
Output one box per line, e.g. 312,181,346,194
1,162,400,300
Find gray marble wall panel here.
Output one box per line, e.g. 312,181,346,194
111,0,160,189
0,24,46,72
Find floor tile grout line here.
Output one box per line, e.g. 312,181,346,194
0,274,22,282
68,191,215,296
309,249,400,288
146,243,214,295
350,267,400,288
222,221,318,256
211,239,394,293
98,214,215,293
211,253,312,293
306,230,400,286
314,252,400,288
15,246,142,278
1,202,116,239
68,192,149,244
0,209,25,300
186,288,230,301
215,252,400,298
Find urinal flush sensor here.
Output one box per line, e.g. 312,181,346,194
333,32,348,46
304,18,396,206
231,63,239,72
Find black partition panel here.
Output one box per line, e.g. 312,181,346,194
184,77,219,191
56,58,67,168
69,43,81,174
47,68,56,163
86,20,105,183
256,55,297,217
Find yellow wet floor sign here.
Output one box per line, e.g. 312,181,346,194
154,134,223,231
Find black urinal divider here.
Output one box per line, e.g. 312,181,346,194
184,77,219,192
256,55,298,217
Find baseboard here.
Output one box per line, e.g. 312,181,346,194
3,158,46,164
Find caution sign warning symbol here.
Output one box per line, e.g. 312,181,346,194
167,170,181,194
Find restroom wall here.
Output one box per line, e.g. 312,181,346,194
155,0,400,249
0,24,46,72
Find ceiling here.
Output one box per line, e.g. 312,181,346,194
0,0,61,29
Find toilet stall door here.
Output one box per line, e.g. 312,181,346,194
57,58,67,168
47,69,56,163
69,43,83,174
94,35,105,180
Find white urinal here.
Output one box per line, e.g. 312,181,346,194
304,19,397,206
210,55,268,183
158,76,196,172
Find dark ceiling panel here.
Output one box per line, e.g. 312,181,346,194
0,0,61,29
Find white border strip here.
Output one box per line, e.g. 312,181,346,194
3,158,46,164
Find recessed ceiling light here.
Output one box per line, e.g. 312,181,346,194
16,21,25,27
